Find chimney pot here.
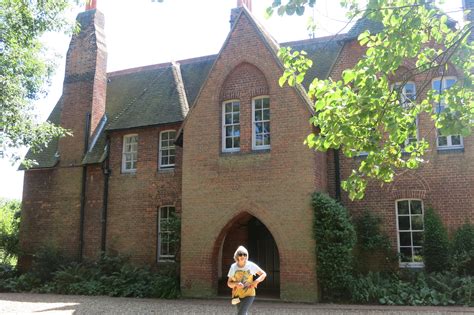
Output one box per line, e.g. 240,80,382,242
237,0,252,11
85,0,97,11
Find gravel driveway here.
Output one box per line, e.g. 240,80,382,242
1,293,473,314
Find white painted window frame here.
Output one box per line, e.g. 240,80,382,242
395,199,425,268
157,205,175,262
159,130,176,170
122,134,138,173
222,100,241,153
252,96,271,150
393,82,418,147
432,76,463,150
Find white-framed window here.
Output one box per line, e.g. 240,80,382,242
432,77,463,149
222,100,240,152
396,199,424,268
159,130,176,170
393,82,418,147
252,96,270,150
122,134,138,173
157,206,175,261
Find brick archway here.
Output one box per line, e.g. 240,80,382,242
212,212,280,298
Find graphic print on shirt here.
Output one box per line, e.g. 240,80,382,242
232,269,255,298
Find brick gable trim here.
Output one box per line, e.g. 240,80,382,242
177,6,314,144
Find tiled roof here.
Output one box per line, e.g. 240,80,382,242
26,10,367,169
282,35,345,89
19,97,63,170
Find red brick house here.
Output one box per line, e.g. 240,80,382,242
19,1,473,302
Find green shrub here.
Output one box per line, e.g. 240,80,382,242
312,192,356,300
30,246,70,282
0,199,21,266
351,271,473,306
423,208,450,273
353,210,396,273
44,254,180,298
354,210,391,252
1,273,42,292
451,222,474,275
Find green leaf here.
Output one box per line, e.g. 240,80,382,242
342,70,356,84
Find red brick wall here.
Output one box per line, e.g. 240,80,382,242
181,11,321,302
83,165,105,260
19,167,83,267
105,123,182,266
329,39,474,258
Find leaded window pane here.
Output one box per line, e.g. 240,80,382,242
398,216,410,230
400,247,412,262
411,215,423,230
398,200,409,214
438,135,448,146
412,232,423,246
451,135,461,145
411,200,422,214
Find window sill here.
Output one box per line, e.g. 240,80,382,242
220,149,271,157
157,259,176,264
158,167,175,173
399,262,424,269
121,170,137,175
437,147,464,154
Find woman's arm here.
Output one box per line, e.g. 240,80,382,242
227,277,244,289
249,268,267,288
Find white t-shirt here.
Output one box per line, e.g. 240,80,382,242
227,261,261,278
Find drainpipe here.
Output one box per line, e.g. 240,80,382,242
79,112,91,262
334,149,341,201
101,135,111,252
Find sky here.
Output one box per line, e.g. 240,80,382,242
0,0,465,200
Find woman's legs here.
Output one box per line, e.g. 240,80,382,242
237,296,255,315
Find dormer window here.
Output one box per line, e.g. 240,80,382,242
222,100,240,152
252,96,270,150
122,134,138,173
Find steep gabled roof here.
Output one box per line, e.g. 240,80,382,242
282,35,345,89
24,7,359,169
106,64,185,131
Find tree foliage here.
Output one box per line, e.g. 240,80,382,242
270,0,474,199
0,0,76,166
0,198,21,265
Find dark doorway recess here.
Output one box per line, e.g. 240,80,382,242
218,214,280,298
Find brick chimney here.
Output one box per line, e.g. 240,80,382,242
230,0,252,29
58,7,107,166
463,0,474,42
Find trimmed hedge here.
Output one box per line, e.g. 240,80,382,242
312,192,356,300
423,208,450,273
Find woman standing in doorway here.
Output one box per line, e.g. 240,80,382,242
227,245,267,315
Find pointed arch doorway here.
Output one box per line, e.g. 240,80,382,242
217,213,280,298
